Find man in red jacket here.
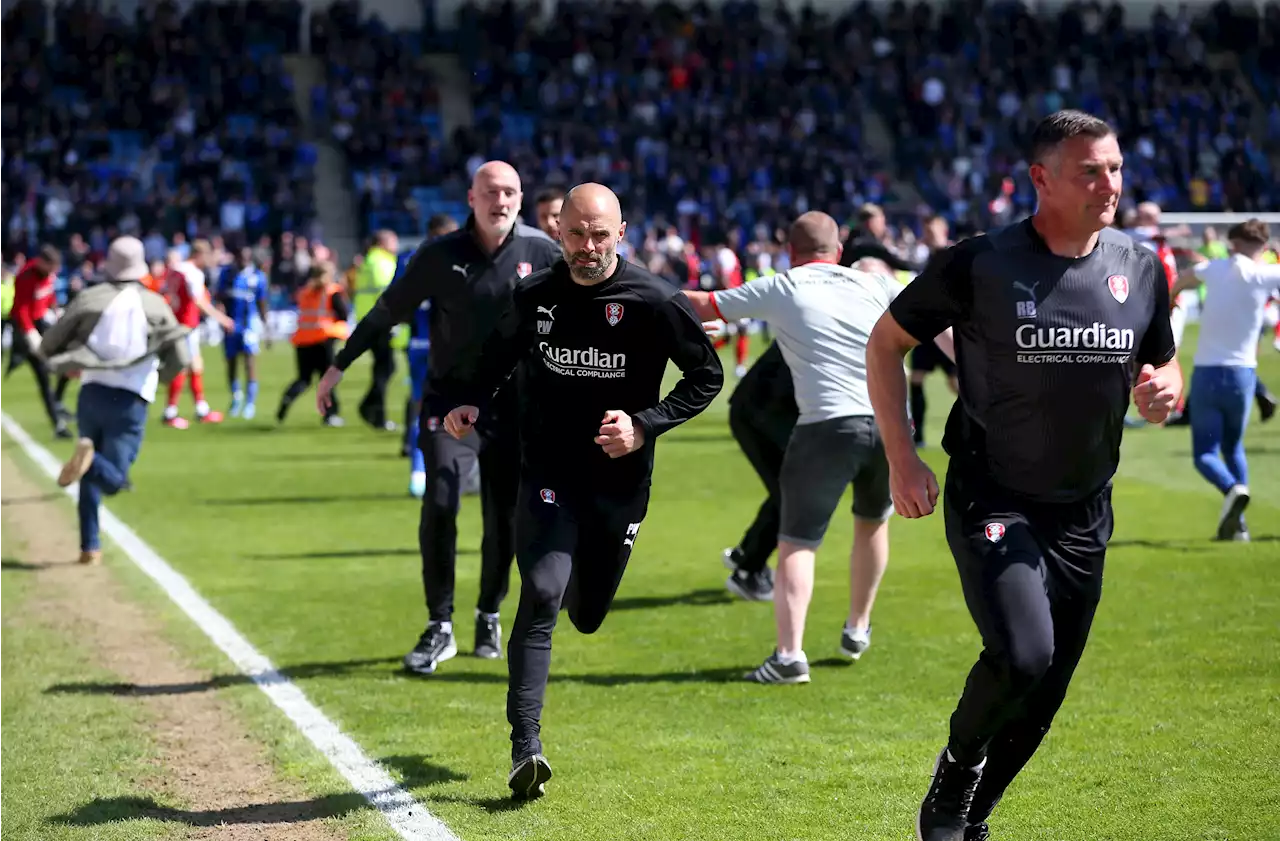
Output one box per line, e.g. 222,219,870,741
8,244,72,437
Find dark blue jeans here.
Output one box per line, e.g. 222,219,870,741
76,383,149,551
1189,365,1256,494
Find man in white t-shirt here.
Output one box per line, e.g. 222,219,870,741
37,237,189,565
1172,218,1280,541
684,212,954,684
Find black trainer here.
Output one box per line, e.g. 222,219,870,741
917,749,985,841
725,567,774,601
474,613,502,659
402,622,457,676
508,752,553,800
964,824,990,841
722,548,774,601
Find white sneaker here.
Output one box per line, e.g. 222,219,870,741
1216,485,1250,541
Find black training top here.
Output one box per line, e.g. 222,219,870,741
438,258,724,488
334,217,559,396
889,219,1176,503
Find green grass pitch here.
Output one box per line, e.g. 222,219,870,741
2,325,1278,841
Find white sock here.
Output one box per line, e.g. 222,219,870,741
434,621,453,635
162,405,178,420
776,649,807,665
477,610,499,623
196,400,210,416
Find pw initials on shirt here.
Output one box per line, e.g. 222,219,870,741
537,305,556,335
623,522,641,546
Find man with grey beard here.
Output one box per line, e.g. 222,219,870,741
318,161,559,675
438,183,723,799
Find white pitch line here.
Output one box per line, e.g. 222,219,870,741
1,412,461,841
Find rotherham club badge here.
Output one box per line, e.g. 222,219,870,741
984,523,1006,543
605,302,624,326
426,416,440,432
540,488,556,504
516,262,532,278
1107,274,1129,304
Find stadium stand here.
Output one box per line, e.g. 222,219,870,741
311,0,464,239
871,0,1280,222
4,0,1277,291
2,0,319,274
458,0,1279,237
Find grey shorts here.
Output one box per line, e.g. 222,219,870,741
779,415,893,548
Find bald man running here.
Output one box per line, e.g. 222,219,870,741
686,212,954,684
438,182,723,798
319,161,559,674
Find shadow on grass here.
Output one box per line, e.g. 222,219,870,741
1,491,62,506
45,656,402,697
1110,536,1279,550
50,654,753,696
243,546,476,561
610,587,733,611
419,666,749,687
381,754,469,788
48,792,369,827
1,557,78,572
424,792,538,814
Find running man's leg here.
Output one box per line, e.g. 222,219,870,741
966,488,1110,828
507,482,577,765
475,425,521,656
564,486,650,635
744,418,858,684
224,332,244,415
1189,366,1237,493
242,331,261,419
402,428,482,676
727,406,788,576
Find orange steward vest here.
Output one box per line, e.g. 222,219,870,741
293,282,349,346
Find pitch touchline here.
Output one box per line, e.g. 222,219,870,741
1,413,461,841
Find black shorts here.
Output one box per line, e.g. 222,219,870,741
911,342,956,376
943,466,1112,605
779,415,892,548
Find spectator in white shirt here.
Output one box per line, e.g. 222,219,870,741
1172,219,1280,542
37,237,190,565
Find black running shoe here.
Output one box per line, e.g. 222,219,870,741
725,567,774,601
474,613,502,659
964,824,990,841
402,622,457,676
743,651,810,684
917,749,984,841
508,753,553,800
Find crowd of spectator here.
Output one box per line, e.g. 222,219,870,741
455,0,1280,247
5,0,1278,301
875,0,1280,220
2,0,320,271
310,0,469,238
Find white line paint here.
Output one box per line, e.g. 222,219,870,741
1,412,461,841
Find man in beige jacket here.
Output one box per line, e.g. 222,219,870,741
37,237,190,565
